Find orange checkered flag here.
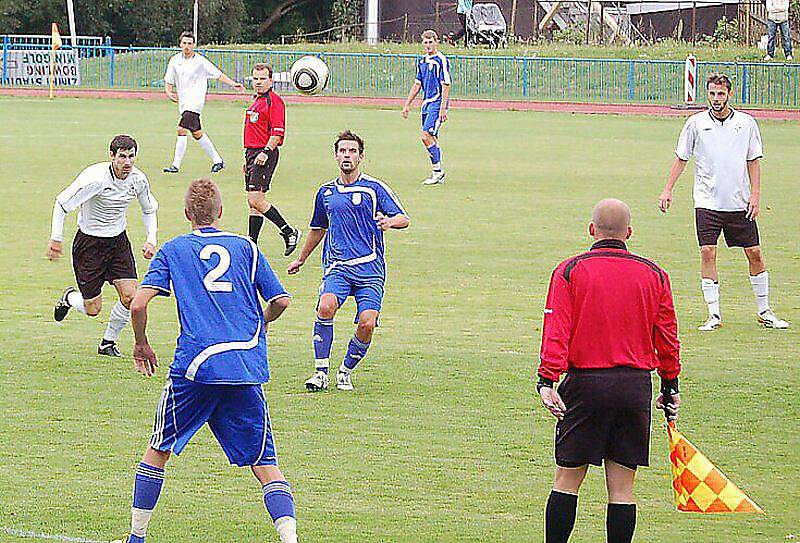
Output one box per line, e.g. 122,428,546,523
666,421,764,514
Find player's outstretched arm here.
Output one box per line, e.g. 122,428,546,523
218,73,245,92
659,157,688,213
287,229,326,274
131,287,160,377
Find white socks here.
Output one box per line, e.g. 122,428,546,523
103,300,131,342
198,134,222,164
172,135,188,168
274,517,298,543
749,271,770,314
66,290,87,315
701,278,720,318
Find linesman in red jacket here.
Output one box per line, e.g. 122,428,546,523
244,63,301,256
536,199,681,543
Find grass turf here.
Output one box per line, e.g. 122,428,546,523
0,96,797,542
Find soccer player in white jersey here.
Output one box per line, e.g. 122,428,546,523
48,135,159,356
659,73,789,330
163,31,244,174
288,131,409,391
113,178,296,543
402,29,451,186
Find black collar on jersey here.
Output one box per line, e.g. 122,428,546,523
591,239,628,251
708,108,735,125
254,88,273,106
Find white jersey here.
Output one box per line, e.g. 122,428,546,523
675,109,764,212
164,52,222,114
55,163,158,239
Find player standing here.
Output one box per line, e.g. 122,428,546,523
114,178,297,543
48,135,158,357
402,29,451,186
163,31,244,174
659,73,789,330
288,131,409,391
244,63,301,256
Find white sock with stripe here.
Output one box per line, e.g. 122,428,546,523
749,271,770,314
701,278,720,318
172,135,188,168
103,300,131,342
66,290,87,315
197,134,222,164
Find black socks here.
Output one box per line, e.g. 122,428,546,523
607,503,636,543
545,490,578,543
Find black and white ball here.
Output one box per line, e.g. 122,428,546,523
290,56,329,95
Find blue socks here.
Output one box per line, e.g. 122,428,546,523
129,462,165,542
341,335,370,372
427,143,442,171
313,317,334,373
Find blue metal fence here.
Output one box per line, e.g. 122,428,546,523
2,43,799,108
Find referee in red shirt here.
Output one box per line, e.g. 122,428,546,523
536,199,681,543
244,63,300,256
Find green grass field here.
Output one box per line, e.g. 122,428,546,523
0,96,797,543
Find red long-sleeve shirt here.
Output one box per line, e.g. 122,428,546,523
537,239,681,383
244,89,285,149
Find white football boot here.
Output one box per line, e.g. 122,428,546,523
698,314,722,331
336,371,354,391
757,309,790,329
304,370,329,392
421,171,445,185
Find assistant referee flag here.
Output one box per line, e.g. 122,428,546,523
51,23,62,50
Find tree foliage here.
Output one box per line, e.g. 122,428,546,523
0,0,338,45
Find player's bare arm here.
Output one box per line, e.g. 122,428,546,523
376,212,410,231
47,239,63,260
402,81,422,118
439,83,451,122
256,135,282,166
746,159,761,220
218,73,245,92
287,229,326,274
539,386,566,420
164,82,178,103
264,295,291,323
659,157,688,212
131,287,160,377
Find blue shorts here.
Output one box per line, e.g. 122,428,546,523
319,269,384,319
422,108,443,137
149,376,277,467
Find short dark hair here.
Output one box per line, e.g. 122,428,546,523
110,134,137,155
179,31,195,43
334,130,365,154
252,63,273,77
707,73,732,91
185,178,222,226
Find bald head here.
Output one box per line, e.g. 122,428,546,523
590,198,632,241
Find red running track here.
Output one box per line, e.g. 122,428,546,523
2,87,799,120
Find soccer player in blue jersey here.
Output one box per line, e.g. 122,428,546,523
113,178,298,543
402,29,452,186
287,131,409,391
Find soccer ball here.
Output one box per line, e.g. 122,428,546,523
290,56,329,95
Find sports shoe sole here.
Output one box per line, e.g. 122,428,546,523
305,382,328,392
54,287,75,322
757,318,789,329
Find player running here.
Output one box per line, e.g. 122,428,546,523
288,131,409,392
244,62,301,256
48,135,158,357
402,29,452,186
163,31,244,174
113,178,297,543
659,73,789,331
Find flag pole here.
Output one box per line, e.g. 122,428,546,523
49,46,55,100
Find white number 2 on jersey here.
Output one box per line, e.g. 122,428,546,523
199,244,233,292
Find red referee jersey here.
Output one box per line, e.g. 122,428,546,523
537,239,681,383
244,89,285,149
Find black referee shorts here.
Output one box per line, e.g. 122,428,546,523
244,147,280,192
555,367,652,470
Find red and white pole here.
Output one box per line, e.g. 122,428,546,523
684,54,697,105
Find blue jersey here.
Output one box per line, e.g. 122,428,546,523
415,52,452,114
309,174,407,281
140,228,289,385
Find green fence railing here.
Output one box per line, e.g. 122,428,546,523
2,43,799,108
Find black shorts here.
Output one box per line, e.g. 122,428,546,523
72,230,137,299
178,110,202,132
244,147,280,192
555,367,652,470
695,208,760,248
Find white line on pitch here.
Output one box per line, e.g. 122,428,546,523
0,527,109,543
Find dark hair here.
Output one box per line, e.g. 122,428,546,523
252,63,273,77
334,130,365,154
109,134,137,155
707,73,732,91
185,178,222,226
179,31,195,43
